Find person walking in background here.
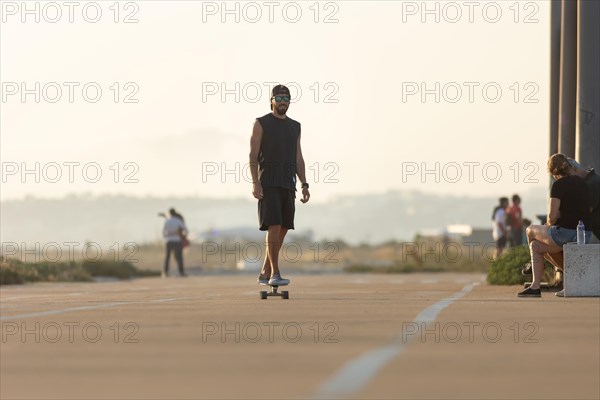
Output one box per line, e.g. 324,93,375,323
569,158,600,243
162,208,188,278
492,197,509,259
506,194,524,246
249,84,310,286
518,154,592,298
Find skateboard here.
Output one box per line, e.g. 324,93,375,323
260,283,289,300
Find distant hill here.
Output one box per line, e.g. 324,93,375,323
0,189,547,247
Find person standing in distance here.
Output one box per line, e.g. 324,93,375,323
506,194,524,246
492,197,509,259
162,208,188,278
249,84,310,286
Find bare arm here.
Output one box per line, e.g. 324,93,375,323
180,221,188,237
249,120,263,199
296,133,310,203
547,197,561,225
296,134,306,185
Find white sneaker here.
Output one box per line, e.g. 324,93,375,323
555,289,565,297
257,274,269,284
268,275,290,286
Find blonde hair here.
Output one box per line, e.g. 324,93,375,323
547,153,571,176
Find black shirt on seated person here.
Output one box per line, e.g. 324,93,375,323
550,175,592,229
583,169,600,239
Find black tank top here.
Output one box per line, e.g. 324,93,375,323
550,175,592,229
256,113,301,190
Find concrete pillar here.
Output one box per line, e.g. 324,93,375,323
549,0,562,157
558,0,577,157
576,0,600,171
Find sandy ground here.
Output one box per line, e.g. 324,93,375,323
1,273,598,400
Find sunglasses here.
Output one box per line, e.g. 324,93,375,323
273,95,290,102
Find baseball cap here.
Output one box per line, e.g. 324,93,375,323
272,84,291,97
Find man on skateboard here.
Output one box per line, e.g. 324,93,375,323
249,84,310,286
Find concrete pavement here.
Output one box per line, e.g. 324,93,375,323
1,273,598,399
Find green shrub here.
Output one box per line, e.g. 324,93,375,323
487,245,556,285
82,260,159,279
0,260,27,284
0,257,159,285
30,261,91,282
0,258,92,285
345,264,444,273
83,260,159,279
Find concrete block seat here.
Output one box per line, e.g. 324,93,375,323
563,244,600,297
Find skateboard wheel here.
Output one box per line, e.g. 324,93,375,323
260,291,267,300
282,291,289,300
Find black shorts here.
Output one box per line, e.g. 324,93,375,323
496,236,507,249
258,187,295,231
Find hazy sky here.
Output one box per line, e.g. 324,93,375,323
1,1,551,202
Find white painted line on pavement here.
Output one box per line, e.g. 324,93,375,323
0,297,187,321
388,279,405,284
315,282,478,399
1,291,90,301
1,295,53,301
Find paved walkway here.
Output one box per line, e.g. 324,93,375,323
1,273,598,399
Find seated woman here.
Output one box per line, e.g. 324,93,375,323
518,153,593,298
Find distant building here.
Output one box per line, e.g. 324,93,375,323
236,259,261,271
417,225,493,247
462,228,493,247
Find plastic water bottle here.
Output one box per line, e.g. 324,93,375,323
577,220,585,245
